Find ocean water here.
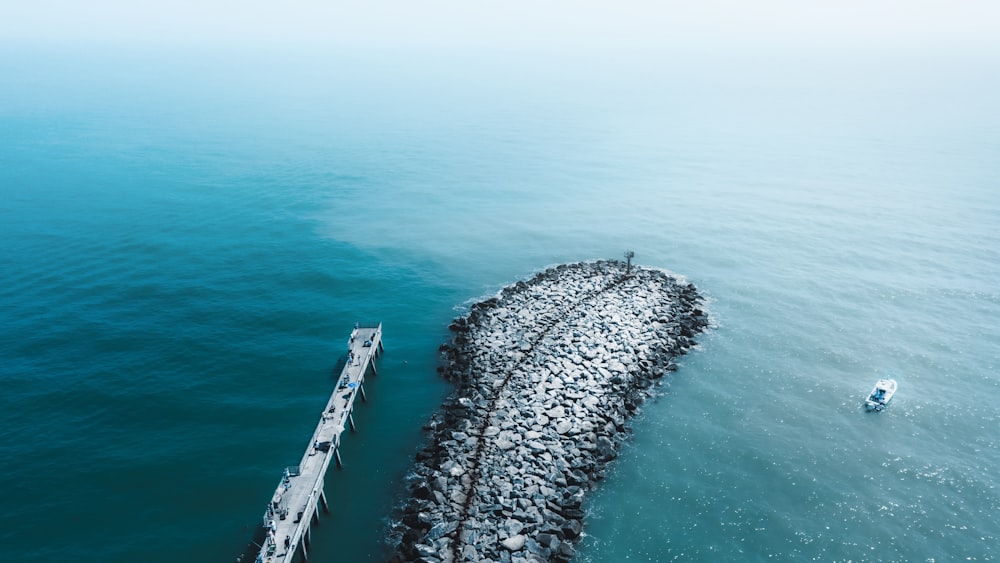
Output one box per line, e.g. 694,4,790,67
1,45,999,562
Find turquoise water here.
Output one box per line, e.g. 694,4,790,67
1,46,999,562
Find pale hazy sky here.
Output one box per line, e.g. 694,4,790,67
3,0,999,50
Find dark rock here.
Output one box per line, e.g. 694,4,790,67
524,537,550,558
558,541,576,558
560,507,585,521
536,532,557,548
412,483,432,500
402,512,422,528
561,519,583,539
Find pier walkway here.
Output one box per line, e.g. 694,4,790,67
248,323,383,563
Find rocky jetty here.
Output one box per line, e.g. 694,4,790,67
389,260,709,562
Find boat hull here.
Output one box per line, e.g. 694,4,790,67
864,378,897,412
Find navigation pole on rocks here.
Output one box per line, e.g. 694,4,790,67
624,249,635,276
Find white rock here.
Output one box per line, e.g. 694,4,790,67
496,438,516,450
502,534,526,551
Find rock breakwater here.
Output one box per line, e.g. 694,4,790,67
390,260,709,562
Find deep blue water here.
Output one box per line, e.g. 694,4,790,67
1,45,999,562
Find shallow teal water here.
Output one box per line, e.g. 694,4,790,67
1,46,998,562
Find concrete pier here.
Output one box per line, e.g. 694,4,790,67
246,322,383,563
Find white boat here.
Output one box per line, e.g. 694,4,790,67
864,378,897,411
